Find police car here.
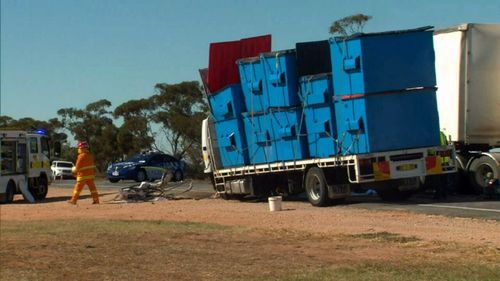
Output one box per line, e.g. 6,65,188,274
106,151,186,183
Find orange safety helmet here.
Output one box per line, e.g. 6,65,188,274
77,140,89,149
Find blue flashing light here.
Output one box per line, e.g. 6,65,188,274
35,129,47,135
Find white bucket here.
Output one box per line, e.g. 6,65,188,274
268,196,282,212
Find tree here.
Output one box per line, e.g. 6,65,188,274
150,81,208,159
329,14,372,37
149,81,208,177
113,98,156,157
57,99,120,171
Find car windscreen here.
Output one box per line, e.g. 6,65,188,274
126,154,150,162
58,162,73,168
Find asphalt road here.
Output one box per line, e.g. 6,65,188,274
50,179,500,221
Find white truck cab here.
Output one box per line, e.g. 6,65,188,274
0,130,54,203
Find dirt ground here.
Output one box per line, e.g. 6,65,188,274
1,187,500,280
2,187,500,247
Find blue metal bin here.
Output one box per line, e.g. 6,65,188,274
260,50,301,107
214,117,249,168
303,103,338,158
237,57,268,112
267,107,309,161
299,73,334,106
329,27,436,95
334,89,441,155
242,112,276,164
208,84,246,122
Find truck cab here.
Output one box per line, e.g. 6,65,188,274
0,130,53,203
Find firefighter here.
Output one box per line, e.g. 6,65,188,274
68,141,99,204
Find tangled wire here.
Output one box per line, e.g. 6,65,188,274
113,171,193,202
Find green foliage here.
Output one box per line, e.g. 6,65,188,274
151,81,208,160
329,14,372,36
149,81,208,178
113,99,155,158
57,99,120,171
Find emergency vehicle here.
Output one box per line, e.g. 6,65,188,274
0,130,54,203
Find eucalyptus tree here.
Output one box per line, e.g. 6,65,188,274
57,99,119,171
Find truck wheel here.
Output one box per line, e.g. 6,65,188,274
135,170,147,182
109,178,120,183
30,177,48,200
0,181,15,204
305,167,331,207
469,156,498,194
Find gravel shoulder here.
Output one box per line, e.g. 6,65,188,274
2,187,500,248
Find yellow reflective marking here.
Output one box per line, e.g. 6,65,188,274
80,165,96,171
396,164,417,172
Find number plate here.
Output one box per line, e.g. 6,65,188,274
112,171,119,176
396,164,417,171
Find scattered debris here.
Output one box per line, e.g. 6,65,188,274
111,171,193,203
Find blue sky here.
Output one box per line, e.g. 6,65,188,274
1,0,499,121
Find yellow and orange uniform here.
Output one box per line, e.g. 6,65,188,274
69,148,99,204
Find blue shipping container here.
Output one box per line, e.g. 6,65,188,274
260,50,301,107
329,28,436,95
334,89,441,155
303,103,338,158
208,84,246,122
299,73,334,106
267,108,309,161
242,112,276,164
237,57,268,112
214,118,249,168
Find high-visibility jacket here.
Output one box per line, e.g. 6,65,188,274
74,150,96,182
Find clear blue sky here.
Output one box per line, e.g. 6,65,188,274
1,0,499,121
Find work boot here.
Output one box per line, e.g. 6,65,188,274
92,201,100,204
67,200,77,205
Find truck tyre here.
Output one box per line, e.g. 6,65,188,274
135,170,147,182
30,176,48,201
109,178,120,183
305,167,331,207
468,156,498,194
0,181,15,204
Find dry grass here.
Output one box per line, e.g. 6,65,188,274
1,219,499,281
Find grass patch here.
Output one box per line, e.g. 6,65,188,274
349,231,421,243
280,262,500,281
1,220,498,281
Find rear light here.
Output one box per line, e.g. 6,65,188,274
358,158,373,175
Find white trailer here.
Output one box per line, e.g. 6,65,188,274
434,23,500,193
0,130,54,203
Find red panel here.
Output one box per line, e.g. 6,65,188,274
207,34,272,93
207,40,241,93
241,34,272,58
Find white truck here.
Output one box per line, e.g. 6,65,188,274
434,23,500,194
0,130,54,203
201,28,458,206
202,117,456,206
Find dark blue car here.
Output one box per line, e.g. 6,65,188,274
106,152,186,183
